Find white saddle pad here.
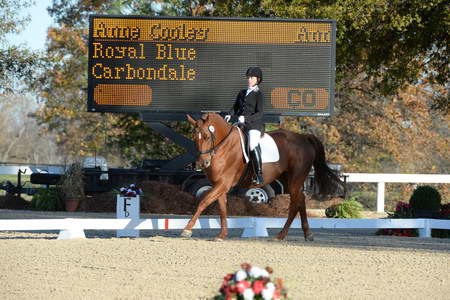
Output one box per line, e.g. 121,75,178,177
237,128,280,163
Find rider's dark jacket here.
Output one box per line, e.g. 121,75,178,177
229,86,264,133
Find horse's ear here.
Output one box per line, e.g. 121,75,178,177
186,114,196,125
200,114,209,121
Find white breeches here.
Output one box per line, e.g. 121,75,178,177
249,129,261,151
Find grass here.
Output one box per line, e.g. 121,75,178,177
0,175,37,201
0,174,43,187
0,174,28,184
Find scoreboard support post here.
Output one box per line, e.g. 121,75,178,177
143,119,197,170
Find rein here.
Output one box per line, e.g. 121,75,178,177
197,125,235,156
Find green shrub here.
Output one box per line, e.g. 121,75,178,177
433,203,450,238
325,197,363,218
409,186,441,215
432,229,450,238
31,188,64,211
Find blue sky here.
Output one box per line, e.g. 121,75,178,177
7,0,53,51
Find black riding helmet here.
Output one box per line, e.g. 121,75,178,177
246,67,263,83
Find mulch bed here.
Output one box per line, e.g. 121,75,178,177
0,194,31,210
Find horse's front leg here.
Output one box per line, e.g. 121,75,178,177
215,194,228,241
181,184,228,238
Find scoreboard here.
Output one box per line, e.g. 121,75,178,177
88,15,336,117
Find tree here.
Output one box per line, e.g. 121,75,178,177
0,0,62,163
0,0,41,93
0,94,61,163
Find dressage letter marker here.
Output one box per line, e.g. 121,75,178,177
116,195,140,238
88,16,336,117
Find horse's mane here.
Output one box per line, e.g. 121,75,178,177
200,113,227,127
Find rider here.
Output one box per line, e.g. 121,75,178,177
224,67,264,185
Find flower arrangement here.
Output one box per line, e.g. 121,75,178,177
377,228,418,237
213,263,290,300
389,201,414,219
377,201,417,237
378,201,450,238
434,203,450,238
118,184,143,197
439,203,450,219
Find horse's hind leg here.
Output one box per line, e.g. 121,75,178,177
275,191,300,240
276,177,313,241
298,189,313,241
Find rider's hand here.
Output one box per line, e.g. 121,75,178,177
224,115,231,122
238,115,245,123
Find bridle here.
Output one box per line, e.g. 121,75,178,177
196,124,235,158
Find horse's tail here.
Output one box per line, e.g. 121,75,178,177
307,135,345,196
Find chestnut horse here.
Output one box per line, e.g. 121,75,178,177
182,113,343,241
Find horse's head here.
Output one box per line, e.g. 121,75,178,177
187,113,231,169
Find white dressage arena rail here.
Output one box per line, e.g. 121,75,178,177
344,173,450,213
0,217,449,240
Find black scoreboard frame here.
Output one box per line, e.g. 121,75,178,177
88,15,336,121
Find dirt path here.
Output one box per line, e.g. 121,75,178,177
0,210,449,299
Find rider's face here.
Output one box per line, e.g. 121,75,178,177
247,76,258,87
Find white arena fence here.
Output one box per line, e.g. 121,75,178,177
344,173,450,212
0,217,449,240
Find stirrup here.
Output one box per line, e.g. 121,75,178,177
253,173,264,185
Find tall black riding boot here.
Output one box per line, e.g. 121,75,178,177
251,145,264,185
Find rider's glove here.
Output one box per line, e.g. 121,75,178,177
238,115,245,124
224,115,231,122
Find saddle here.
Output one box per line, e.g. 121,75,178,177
236,126,279,164
235,126,280,186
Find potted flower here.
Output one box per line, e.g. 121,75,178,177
60,162,85,212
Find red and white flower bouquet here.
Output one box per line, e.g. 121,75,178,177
213,263,291,300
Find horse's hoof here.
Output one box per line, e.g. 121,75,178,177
274,234,285,241
305,234,314,242
214,237,224,242
180,230,192,238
